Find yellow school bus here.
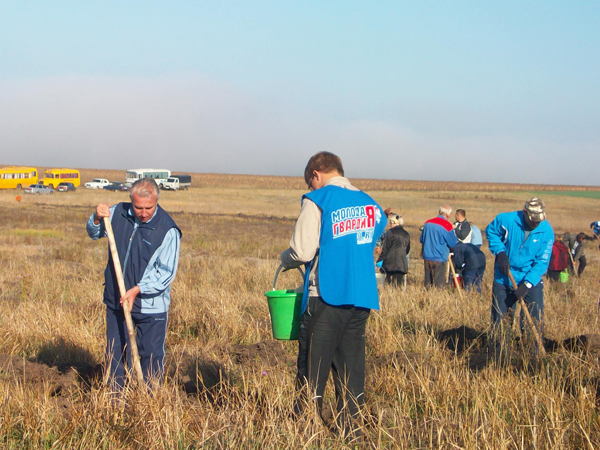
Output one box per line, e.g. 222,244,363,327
0,166,38,189
42,168,81,188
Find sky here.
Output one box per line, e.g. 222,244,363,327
1,1,599,185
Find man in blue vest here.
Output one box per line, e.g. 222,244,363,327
87,177,181,390
281,152,386,440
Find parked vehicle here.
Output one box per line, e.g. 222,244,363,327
85,178,110,189
103,182,130,192
42,168,81,188
125,169,171,188
0,166,38,189
24,184,54,195
56,182,76,192
162,175,192,191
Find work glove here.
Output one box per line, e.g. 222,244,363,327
495,251,510,276
514,283,530,299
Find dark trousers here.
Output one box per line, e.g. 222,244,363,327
577,255,587,276
568,255,587,276
105,307,168,390
385,271,406,286
491,280,544,330
463,268,484,293
424,260,447,288
546,270,562,281
296,296,370,438
490,280,544,356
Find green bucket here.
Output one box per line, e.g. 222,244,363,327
559,270,569,283
265,265,304,340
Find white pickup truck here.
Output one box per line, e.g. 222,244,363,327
161,175,192,191
85,178,110,189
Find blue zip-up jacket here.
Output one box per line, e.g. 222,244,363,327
485,210,553,287
420,216,458,262
87,203,181,314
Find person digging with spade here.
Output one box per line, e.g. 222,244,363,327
87,177,181,390
485,197,554,357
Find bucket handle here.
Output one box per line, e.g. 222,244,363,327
273,264,305,291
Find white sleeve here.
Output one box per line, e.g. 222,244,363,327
280,199,321,268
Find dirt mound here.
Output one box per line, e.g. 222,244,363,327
437,326,486,353
171,341,293,396
229,340,292,366
563,334,600,353
0,353,82,397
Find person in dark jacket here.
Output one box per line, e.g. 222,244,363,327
451,242,486,292
547,236,569,281
377,214,410,286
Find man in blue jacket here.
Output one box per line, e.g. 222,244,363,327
485,197,553,335
281,152,386,440
87,178,181,390
420,206,458,288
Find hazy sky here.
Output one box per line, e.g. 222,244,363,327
1,1,598,185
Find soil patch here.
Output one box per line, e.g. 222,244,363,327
0,353,75,396
563,334,600,354
437,326,486,353
229,340,292,367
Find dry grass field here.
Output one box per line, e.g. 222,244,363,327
1,170,600,449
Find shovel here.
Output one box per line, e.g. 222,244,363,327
104,217,145,385
447,254,464,299
508,271,545,356
567,248,579,278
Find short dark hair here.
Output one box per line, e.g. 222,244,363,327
456,209,466,217
577,232,587,242
304,152,344,186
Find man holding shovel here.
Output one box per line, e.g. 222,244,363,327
87,177,181,390
485,197,553,354
280,152,386,440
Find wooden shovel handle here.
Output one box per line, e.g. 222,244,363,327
508,271,546,355
567,249,579,277
104,217,145,385
447,254,464,298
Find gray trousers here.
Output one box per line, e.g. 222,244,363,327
424,260,447,288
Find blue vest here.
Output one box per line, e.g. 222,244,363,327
303,185,386,312
103,202,181,312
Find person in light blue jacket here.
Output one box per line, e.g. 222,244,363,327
486,197,553,340
470,223,483,248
